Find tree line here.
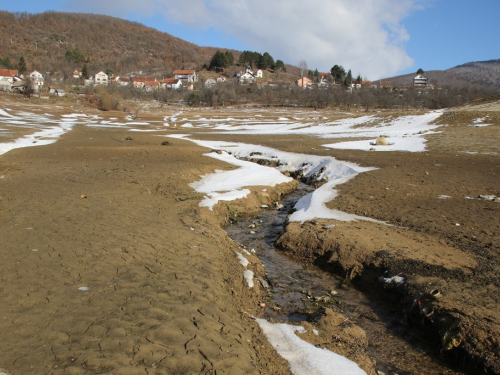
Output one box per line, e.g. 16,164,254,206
186,82,493,110
80,78,494,112
0,56,27,74
208,50,286,72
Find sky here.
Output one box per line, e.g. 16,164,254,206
2,0,500,80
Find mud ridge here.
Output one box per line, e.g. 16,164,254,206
276,218,500,374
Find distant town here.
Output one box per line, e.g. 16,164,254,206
0,64,431,97
0,51,482,112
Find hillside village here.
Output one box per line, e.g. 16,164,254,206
0,64,434,97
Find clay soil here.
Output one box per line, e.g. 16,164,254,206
0,94,499,375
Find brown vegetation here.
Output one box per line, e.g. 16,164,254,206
0,11,233,76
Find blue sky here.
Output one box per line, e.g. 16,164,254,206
2,0,499,79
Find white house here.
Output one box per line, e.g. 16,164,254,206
238,72,256,84
216,76,227,83
73,68,82,79
255,69,263,78
173,70,197,83
204,78,216,88
93,71,108,85
29,70,44,82
29,70,44,92
48,86,66,96
145,80,160,91
0,80,11,91
413,74,428,87
115,76,130,87
131,77,146,89
0,69,18,84
162,78,182,90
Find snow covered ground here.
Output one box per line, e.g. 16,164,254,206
170,134,386,224
0,108,159,156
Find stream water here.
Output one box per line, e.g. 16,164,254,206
225,183,466,375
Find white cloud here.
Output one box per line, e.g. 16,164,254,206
62,0,430,79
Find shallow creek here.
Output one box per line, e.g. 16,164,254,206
225,183,465,375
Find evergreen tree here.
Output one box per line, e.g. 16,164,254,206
259,52,274,70
343,69,352,87
65,47,86,64
17,56,27,74
314,69,319,82
274,60,286,72
238,51,248,65
1,57,14,69
209,51,229,71
417,68,424,75
82,64,89,79
330,65,346,84
224,51,234,66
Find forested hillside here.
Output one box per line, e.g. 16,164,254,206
0,11,233,76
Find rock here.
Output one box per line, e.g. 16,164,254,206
375,136,390,145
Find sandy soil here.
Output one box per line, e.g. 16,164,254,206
1,94,499,374
0,99,292,374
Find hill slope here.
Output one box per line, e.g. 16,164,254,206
385,59,500,91
0,11,228,76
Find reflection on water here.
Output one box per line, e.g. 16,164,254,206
225,183,465,375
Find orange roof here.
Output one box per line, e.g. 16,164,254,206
162,78,180,84
132,77,157,82
0,69,18,77
173,70,195,75
146,81,160,86
297,77,312,83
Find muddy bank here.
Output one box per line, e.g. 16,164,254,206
273,108,500,374
199,104,500,374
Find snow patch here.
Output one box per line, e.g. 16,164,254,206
256,319,366,375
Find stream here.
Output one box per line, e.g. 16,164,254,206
225,182,466,375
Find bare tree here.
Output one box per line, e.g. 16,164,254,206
298,60,308,77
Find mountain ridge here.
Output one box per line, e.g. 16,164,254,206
384,59,500,91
